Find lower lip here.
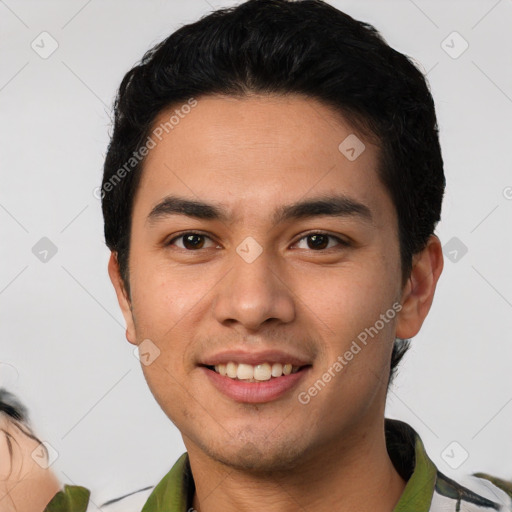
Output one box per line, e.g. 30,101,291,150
201,366,310,404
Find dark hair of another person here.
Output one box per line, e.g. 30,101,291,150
101,0,445,384
0,388,47,479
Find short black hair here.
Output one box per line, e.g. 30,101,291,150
101,0,445,381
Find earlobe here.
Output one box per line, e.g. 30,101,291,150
107,252,137,345
395,235,444,340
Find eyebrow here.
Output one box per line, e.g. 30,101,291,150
146,194,373,226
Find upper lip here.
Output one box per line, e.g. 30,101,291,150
200,349,312,367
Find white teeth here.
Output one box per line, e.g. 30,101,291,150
254,363,272,381
271,363,283,377
226,361,237,378
237,363,254,380
211,361,301,380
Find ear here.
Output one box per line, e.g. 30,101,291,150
108,251,137,345
395,234,444,339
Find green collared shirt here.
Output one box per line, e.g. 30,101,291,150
44,419,512,512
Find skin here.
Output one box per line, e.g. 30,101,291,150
0,415,61,512
109,93,444,512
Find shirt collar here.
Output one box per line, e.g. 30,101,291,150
386,418,437,512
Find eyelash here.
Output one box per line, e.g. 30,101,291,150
166,230,350,251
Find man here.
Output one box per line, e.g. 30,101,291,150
39,0,510,510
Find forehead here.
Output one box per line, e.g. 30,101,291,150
145,93,370,169
133,93,393,226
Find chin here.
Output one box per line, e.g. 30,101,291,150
196,430,308,474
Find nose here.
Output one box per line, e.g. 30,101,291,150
212,247,296,331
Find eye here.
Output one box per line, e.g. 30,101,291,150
166,231,349,251
167,232,219,250
294,232,350,251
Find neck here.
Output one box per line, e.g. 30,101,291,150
187,418,406,512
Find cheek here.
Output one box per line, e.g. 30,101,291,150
293,262,398,344
141,362,184,427
129,257,212,337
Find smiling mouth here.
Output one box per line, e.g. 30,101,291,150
202,362,310,382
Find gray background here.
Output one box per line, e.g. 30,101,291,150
1,0,511,504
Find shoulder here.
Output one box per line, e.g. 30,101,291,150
93,486,155,512
96,452,191,512
385,418,511,512
431,470,512,512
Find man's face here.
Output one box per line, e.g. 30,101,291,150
111,94,410,471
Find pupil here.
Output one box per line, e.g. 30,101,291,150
309,234,328,249
184,234,204,249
